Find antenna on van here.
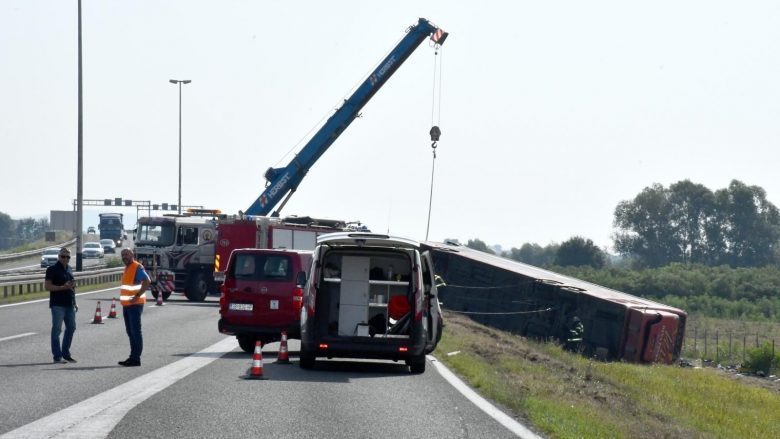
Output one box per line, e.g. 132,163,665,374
386,200,392,235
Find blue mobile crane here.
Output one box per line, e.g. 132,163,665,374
245,18,448,216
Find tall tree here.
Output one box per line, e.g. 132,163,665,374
505,243,559,266
554,236,605,268
466,238,495,254
0,212,13,250
15,217,48,242
613,183,681,267
614,179,780,268
716,180,780,267
668,180,716,264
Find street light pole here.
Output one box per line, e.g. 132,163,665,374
76,0,84,271
169,79,191,214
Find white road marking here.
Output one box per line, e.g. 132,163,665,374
0,332,36,342
1,337,238,439
427,355,542,439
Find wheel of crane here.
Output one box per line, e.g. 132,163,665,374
184,272,208,302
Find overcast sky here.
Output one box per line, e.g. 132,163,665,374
2,1,779,252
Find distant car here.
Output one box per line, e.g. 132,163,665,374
83,242,105,259
41,248,61,268
100,239,116,254
87,226,96,234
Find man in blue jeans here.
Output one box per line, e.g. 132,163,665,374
118,248,150,367
44,247,77,364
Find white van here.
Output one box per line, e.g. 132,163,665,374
299,232,443,373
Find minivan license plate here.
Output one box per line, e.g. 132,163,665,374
270,300,279,310
229,303,253,311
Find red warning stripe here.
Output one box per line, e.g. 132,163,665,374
431,28,448,45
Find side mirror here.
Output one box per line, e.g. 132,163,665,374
296,271,307,288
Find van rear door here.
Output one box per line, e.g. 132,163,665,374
226,252,300,328
421,251,443,353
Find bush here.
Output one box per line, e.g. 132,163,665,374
742,343,780,374
106,258,124,268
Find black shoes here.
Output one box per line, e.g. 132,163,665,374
53,358,68,364
63,356,77,363
118,359,141,367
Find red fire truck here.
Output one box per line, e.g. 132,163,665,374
212,216,357,292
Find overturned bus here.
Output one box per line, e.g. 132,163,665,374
422,241,686,364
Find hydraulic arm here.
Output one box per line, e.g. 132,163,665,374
246,18,448,216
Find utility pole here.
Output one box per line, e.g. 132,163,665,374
76,0,84,271
169,79,191,214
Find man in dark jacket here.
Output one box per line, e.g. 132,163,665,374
44,247,77,364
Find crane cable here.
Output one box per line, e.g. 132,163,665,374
425,44,444,241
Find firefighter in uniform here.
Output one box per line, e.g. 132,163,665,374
564,316,585,352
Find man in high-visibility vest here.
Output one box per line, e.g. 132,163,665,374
118,248,150,367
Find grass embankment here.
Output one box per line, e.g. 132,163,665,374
0,232,74,254
433,311,780,438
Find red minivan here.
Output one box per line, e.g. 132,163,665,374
218,248,312,353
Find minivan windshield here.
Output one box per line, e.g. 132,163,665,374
231,254,292,281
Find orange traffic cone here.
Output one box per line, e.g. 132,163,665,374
91,301,104,324
156,291,164,306
107,298,118,318
242,341,268,380
276,331,290,364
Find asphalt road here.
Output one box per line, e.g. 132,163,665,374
0,288,526,438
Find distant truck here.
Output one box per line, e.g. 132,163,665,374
98,213,124,247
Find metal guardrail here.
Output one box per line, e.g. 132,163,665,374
0,266,123,299
0,239,78,262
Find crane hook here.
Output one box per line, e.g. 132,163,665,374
430,125,441,142
429,126,441,158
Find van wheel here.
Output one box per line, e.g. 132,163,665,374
185,273,208,302
408,356,426,374
238,336,259,353
299,349,316,369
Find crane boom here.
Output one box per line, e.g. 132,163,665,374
246,18,448,216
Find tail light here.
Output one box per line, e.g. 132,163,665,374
319,343,328,350
292,287,304,313
398,346,408,353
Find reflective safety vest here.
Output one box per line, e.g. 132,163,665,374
120,261,146,306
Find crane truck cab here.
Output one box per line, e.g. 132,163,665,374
299,232,443,374
134,210,221,302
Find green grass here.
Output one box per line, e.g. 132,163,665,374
682,314,780,366
434,312,780,438
0,232,75,254
597,362,780,437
